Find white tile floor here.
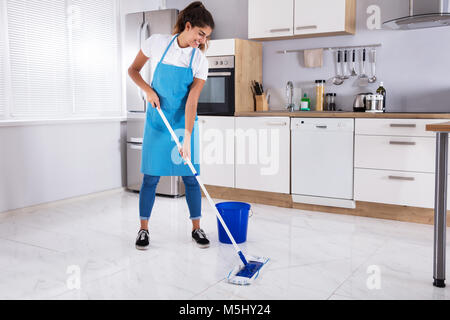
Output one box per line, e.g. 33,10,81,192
0,188,449,300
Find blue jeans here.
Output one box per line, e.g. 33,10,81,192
139,175,202,221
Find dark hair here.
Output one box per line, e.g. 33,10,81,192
173,1,215,52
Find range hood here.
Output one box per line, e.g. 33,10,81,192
383,0,450,30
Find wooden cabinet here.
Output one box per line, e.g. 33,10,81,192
198,116,235,188
248,0,355,40
235,117,290,194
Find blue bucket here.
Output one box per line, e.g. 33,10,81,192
215,201,251,244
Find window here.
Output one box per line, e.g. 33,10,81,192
70,0,121,116
2,0,122,120
0,1,8,118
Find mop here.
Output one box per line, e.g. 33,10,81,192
155,106,269,285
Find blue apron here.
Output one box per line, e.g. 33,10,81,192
141,34,200,177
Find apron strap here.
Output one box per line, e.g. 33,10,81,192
159,34,179,64
189,48,196,69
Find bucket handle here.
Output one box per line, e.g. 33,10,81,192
249,208,254,218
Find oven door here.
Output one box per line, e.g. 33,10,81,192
197,68,235,116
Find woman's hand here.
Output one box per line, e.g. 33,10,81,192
145,88,160,109
178,139,191,165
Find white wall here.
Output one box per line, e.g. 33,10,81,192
0,121,126,213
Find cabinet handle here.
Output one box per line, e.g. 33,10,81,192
388,175,415,181
129,144,142,151
269,28,291,33
316,125,327,129
208,72,232,77
129,137,143,143
389,123,417,128
389,141,416,146
266,121,287,126
295,25,318,30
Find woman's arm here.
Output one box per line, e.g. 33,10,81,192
128,50,160,108
179,77,206,162
185,77,206,137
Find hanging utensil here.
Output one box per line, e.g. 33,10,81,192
350,49,357,77
332,50,344,85
342,50,350,79
358,48,369,87
368,49,377,83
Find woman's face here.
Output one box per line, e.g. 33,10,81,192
183,22,212,48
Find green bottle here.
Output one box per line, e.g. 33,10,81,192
301,93,310,111
376,82,386,112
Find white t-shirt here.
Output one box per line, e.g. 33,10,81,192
141,33,209,84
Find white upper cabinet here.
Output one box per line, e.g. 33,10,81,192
294,0,346,35
248,0,294,39
248,0,355,40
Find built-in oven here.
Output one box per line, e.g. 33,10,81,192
197,56,235,116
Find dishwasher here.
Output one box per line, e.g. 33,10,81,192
291,118,354,207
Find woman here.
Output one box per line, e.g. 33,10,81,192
128,2,214,250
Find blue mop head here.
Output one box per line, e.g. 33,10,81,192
226,255,269,285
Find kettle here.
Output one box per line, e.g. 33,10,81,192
353,92,372,112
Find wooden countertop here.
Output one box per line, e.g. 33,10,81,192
235,111,450,119
426,121,450,132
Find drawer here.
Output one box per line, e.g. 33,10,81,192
354,168,436,208
355,135,436,173
355,119,449,137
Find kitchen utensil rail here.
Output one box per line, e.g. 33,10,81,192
277,43,381,54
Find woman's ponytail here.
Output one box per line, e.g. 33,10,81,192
173,1,215,52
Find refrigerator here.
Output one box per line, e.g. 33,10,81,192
125,9,185,197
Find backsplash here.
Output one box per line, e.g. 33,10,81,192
168,0,450,113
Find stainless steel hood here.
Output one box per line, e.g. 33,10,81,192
383,0,450,30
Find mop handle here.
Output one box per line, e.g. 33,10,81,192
156,107,246,258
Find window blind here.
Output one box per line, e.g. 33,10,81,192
6,0,72,118
69,0,121,116
0,1,8,118
4,0,121,120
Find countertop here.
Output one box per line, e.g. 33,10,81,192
235,111,450,119
426,121,450,132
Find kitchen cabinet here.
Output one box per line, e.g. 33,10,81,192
354,118,450,208
294,0,353,36
198,116,235,188
248,0,293,40
235,117,290,194
248,0,355,40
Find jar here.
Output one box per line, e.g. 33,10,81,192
365,94,384,112
374,94,384,112
315,80,326,111
325,93,336,111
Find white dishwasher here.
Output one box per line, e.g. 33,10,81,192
291,118,354,208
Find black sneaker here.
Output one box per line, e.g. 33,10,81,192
192,228,210,248
135,229,149,250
